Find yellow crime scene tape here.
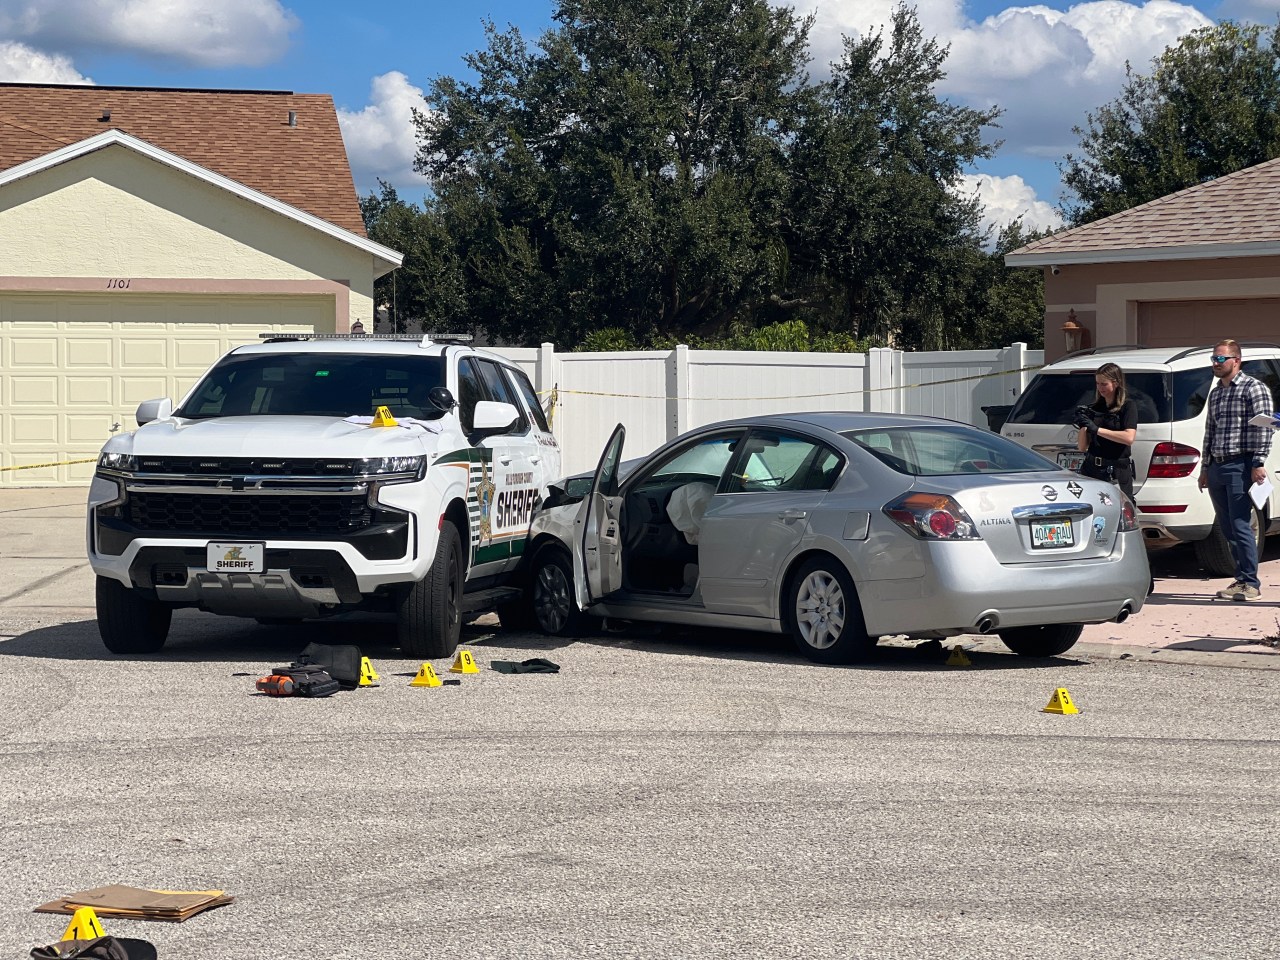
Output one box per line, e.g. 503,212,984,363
0,457,97,472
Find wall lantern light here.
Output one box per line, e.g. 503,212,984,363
1061,309,1085,353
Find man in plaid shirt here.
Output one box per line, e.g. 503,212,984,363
1198,339,1274,601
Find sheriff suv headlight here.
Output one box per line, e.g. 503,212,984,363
97,452,139,475
356,456,426,482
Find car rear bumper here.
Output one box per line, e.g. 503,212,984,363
859,533,1151,636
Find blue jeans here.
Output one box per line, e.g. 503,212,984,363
1206,459,1259,588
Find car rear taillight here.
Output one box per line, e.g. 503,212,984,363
884,493,981,540
1147,441,1200,478
1119,496,1138,531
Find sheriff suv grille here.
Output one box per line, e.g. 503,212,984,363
126,492,374,536
133,457,359,476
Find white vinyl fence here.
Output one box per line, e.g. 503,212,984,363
492,342,1043,476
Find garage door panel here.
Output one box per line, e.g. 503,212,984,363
10,338,58,366
10,376,57,405
11,414,57,443
2,294,324,485
67,376,113,405
66,338,114,367
1138,299,1280,347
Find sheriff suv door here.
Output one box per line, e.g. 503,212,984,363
471,357,540,572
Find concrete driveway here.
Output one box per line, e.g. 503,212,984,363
0,487,1277,666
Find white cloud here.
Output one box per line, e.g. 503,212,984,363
0,40,90,83
959,172,1064,234
336,71,432,199
0,0,298,67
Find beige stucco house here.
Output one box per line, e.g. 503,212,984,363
1006,158,1280,363
0,83,402,485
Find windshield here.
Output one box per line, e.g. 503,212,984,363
1006,371,1172,424
843,425,1056,476
174,352,448,420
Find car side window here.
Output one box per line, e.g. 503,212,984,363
724,432,841,493
456,358,487,433
1246,359,1280,408
643,433,743,488
475,360,529,434
503,366,551,433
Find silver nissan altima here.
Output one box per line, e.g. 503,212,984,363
518,413,1151,663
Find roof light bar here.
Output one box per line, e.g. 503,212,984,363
257,332,475,344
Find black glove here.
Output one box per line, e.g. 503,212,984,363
1072,406,1096,429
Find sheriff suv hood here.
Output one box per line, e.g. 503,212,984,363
105,416,442,459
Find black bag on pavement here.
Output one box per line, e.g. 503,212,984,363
297,642,363,687
31,936,157,960
271,661,341,697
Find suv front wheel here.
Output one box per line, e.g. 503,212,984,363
397,522,463,659
1194,506,1264,577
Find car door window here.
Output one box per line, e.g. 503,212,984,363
724,432,842,493
475,360,528,434
456,358,487,433
504,367,552,433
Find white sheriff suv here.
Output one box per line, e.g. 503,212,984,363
1000,343,1280,574
88,333,561,658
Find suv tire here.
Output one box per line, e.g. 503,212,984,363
398,522,463,659
1194,506,1264,577
96,576,171,654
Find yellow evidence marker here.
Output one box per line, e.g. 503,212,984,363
1042,687,1079,715
358,656,380,686
945,645,972,667
410,662,443,687
370,405,398,427
450,650,479,674
61,906,106,941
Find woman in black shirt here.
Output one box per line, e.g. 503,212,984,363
1074,362,1138,497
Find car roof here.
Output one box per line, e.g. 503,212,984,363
693,411,974,433
1039,342,1280,372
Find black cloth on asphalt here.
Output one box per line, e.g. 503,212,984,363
491,658,561,674
31,936,157,960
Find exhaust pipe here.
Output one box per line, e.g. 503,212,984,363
1114,603,1132,624
974,612,999,634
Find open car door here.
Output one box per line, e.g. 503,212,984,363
574,423,626,608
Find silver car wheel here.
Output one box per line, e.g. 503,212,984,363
795,570,846,650
533,553,575,635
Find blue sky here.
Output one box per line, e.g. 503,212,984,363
1,0,1266,233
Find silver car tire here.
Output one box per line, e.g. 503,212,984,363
997,622,1083,658
787,558,875,664
531,548,587,637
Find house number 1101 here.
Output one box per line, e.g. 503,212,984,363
107,279,131,289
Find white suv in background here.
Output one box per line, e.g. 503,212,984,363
1000,344,1280,575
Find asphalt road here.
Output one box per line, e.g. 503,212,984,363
1,488,1277,959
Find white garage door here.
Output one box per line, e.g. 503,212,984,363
0,293,328,486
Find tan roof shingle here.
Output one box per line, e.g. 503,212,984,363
1007,155,1280,264
0,82,366,236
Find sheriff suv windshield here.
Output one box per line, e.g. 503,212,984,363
174,353,448,420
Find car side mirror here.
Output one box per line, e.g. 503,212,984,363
136,397,173,426
470,400,519,439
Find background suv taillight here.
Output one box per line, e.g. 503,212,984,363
1147,441,1200,478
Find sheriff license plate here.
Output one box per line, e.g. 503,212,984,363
1031,520,1073,549
207,541,265,573
1057,451,1085,471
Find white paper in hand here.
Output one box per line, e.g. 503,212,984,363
1250,476,1273,510
1248,412,1280,430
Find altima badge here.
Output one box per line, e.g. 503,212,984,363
1098,491,1113,506
1067,480,1083,499
1041,485,1058,502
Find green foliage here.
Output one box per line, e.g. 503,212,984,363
1061,21,1280,226
380,0,1034,351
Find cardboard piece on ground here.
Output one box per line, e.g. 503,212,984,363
34,885,234,923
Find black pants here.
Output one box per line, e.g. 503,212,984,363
1080,456,1134,499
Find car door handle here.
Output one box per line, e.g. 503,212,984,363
779,509,807,521
530,456,541,464
497,455,512,465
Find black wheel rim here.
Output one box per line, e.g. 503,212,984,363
533,562,571,633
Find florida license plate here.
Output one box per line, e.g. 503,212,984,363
1057,451,1085,471
207,541,265,573
1031,520,1073,549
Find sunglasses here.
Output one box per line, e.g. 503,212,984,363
1210,354,1239,364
